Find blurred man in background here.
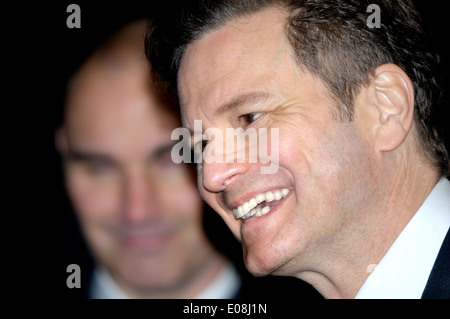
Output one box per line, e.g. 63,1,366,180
55,20,241,298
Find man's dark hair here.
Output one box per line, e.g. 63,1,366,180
146,0,449,176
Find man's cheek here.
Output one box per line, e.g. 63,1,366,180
198,174,212,204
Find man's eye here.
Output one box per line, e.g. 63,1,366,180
241,112,263,126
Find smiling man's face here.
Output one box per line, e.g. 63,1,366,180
178,6,380,277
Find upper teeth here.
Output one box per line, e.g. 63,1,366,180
233,188,290,220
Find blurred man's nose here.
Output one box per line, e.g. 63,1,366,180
122,171,157,223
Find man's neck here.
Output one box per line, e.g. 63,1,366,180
297,161,440,298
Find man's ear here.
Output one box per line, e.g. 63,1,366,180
368,63,415,152
55,126,69,155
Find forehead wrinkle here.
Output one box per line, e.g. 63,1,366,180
181,68,271,125
216,91,272,116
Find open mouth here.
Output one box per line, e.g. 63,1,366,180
233,188,290,220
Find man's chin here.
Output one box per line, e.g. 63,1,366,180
243,246,281,277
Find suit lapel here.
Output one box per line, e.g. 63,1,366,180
421,228,450,298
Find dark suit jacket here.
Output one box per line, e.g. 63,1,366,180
421,228,450,299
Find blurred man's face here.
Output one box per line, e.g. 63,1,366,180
61,50,211,295
178,7,378,277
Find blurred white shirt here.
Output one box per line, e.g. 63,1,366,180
90,261,241,299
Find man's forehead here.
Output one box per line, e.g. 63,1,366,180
66,20,149,111
178,6,290,128
66,105,179,164
66,47,159,128
66,59,179,149
69,49,147,96
178,6,288,79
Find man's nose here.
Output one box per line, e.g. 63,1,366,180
201,161,248,193
122,173,157,223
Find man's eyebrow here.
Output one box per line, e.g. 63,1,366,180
183,92,272,132
66,150,116,163
216,91,272,116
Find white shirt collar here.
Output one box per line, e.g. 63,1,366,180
89,261,241,299
89,267,129,299
355,177,450,299
193,261,241,299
